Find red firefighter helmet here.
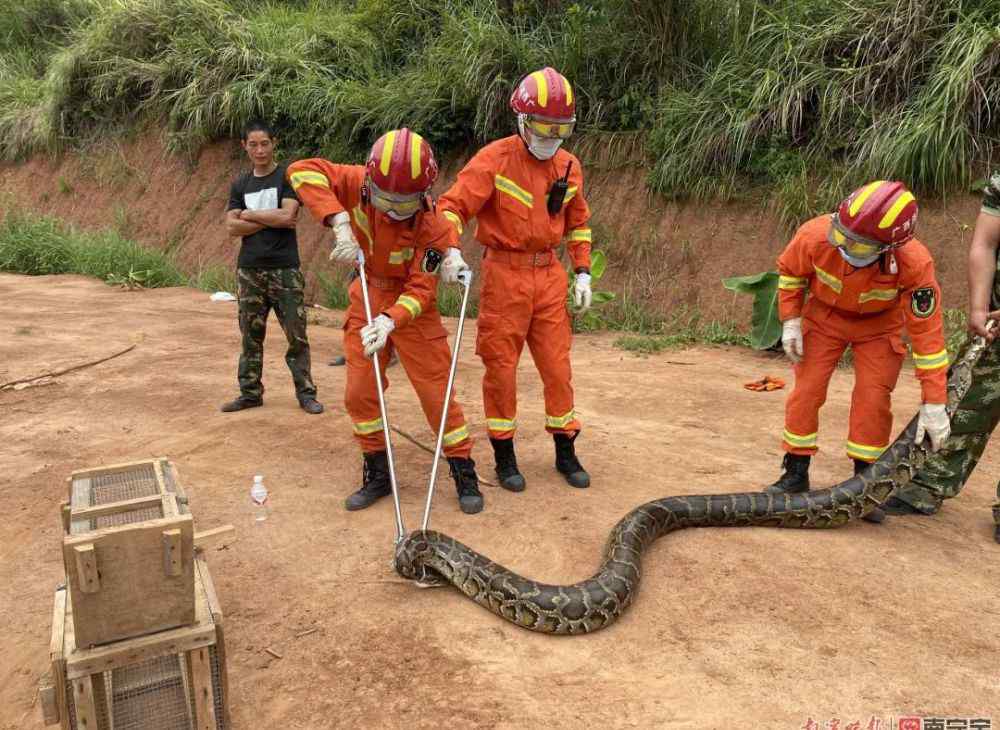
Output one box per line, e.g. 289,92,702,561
510,67,576,137
830,180,918,257
366,128,438,196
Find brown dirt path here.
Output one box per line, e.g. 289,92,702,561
1,273,998,730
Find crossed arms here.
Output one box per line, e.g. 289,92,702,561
226,198,300,238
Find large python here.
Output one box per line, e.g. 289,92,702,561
394,331,997,634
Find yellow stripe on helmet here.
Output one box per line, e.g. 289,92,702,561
380,130,397,177
532,70,548,108
410,132,423,180
563,75,573,106
878,191,916,229
849,181,887,217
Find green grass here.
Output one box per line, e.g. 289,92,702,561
0,0,995,215
316,270,351,310
190,263,237,293
614,314,749,354
0,210,186,288
436,281,479,319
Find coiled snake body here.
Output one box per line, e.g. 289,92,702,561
394,333,994,634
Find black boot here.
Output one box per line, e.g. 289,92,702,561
554,433,590,488
220,396,262,412
490,438,526,492
345,451,392,511
854,459,886,524
881,496,927,516
994,524,1000,545
764,453,810,494
448,457,483,514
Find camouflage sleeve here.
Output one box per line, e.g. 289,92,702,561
983,171,1000,217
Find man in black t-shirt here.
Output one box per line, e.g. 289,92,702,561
221,120,322,414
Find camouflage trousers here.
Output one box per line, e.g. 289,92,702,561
236,267,316,402
894,337,1000,523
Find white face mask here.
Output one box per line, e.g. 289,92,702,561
838,247,879,268
385,209,415,221
518,116,563,160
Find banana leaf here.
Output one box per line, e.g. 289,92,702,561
722,270,781,350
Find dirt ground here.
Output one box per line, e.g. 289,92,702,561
2,273,999,730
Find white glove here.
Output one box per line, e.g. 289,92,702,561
329,212,360,262
915,403,950,452
440,247,469,284
574,272,592,312
782,317,804,364
361,314,395,357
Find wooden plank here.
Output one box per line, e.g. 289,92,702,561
69,477,90,508
161,493,179,518
71,676,99,730
39,672,59,725
188,646,218,730
162,528,182,576
74,545,101,594
67,567,213,679
70,459,160,481
61,503,71,535
194,525,236,552
48,590,68,728
50,588,67,659
69,494,164,521
164,461,191,514
91,674,109,730
195,558,230,727
64,514,195,648
179,653,197,729
152,458,169,496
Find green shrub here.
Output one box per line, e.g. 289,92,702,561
0,210,185,287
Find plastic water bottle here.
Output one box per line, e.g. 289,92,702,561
250,475,269,524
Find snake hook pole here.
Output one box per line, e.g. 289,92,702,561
421,268,473,532
356,248,406,544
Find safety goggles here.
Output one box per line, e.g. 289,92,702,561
829,224,890,259
525,115,576,140
369,181,424,219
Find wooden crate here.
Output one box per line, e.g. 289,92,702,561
63,459,195,647
41,556,230,730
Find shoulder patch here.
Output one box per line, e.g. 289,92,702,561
911,287,937,318
421,248,443,274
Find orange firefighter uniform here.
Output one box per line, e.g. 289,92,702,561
438,135,591,440
287,158,472,458
778,215,948,462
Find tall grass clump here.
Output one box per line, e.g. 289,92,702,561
647,0,1000,222
0,210,186,287
0,0,997,215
